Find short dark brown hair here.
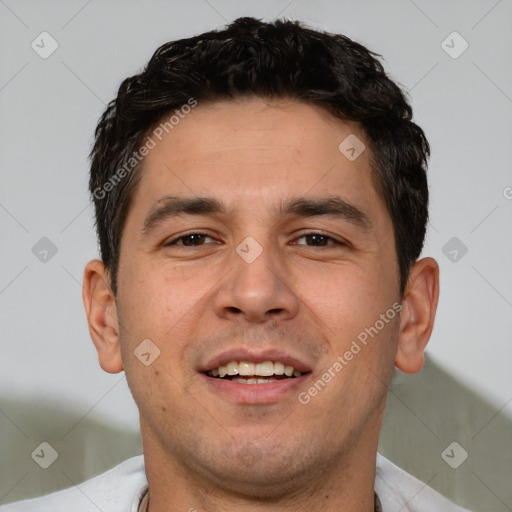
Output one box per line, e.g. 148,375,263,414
89,17,430,296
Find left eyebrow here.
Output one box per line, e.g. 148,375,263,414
277,196,372,231
141,194,372,234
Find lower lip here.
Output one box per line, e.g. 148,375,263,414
200,374,311,404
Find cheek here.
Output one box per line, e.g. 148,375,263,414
299,261,400,379
300,264,385,331
116,261,217,384
118,260,196,336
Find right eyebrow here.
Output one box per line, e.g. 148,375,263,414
141,196,226,234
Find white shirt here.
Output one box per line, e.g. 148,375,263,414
0,453,472,512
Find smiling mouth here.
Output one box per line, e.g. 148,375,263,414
205,360,308,384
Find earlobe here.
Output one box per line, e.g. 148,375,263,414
82,260,124,374
395,257,440,374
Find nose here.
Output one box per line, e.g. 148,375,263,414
212,238,300,324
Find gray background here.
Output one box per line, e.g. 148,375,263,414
0,0,511,510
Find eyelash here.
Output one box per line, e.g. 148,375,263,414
164,231,345,248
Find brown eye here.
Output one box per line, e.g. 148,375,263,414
294,233,341,247
165,233,216,247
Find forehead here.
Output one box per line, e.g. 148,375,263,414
135,98,381,213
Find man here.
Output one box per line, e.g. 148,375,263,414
1,17,473,512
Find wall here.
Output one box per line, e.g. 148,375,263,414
1,1,510,510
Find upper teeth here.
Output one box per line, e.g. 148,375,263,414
208,360,302,378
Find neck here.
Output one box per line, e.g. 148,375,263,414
140,412,384,512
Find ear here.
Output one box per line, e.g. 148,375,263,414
82,259,123,373
395,257,440,374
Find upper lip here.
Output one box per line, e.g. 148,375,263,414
200,347,313,374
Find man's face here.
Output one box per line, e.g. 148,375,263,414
115,98,401,491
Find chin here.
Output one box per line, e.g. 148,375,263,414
196,439,329,499
210,463,308,499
